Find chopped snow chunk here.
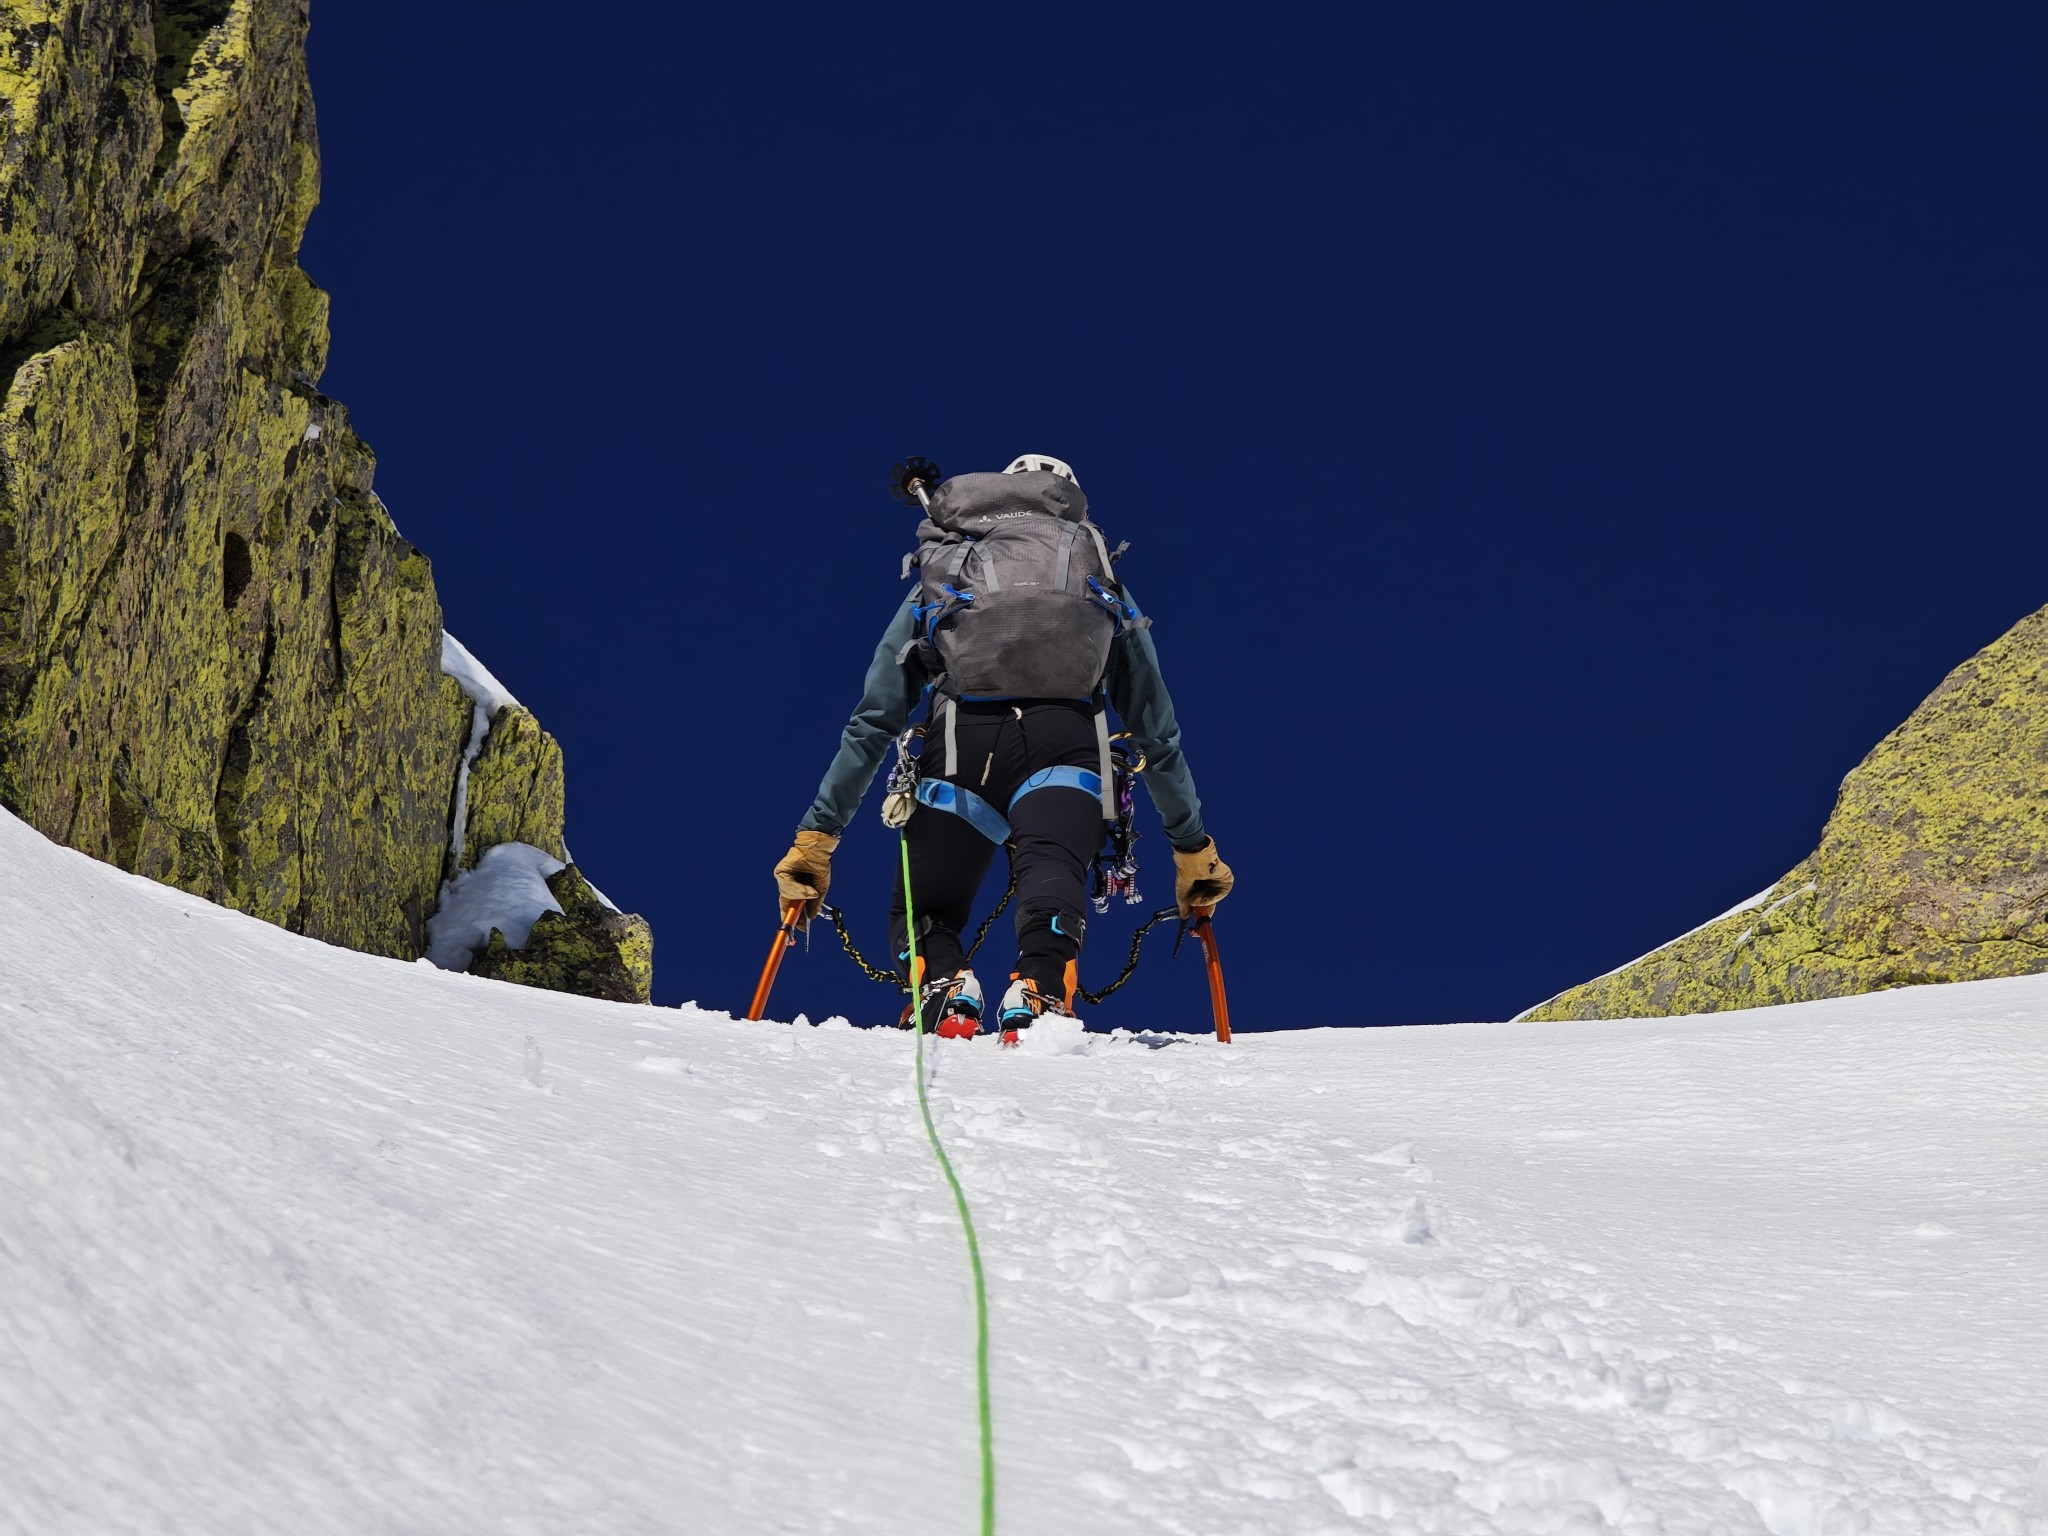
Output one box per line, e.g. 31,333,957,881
424,841,565,970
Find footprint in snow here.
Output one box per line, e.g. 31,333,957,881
1381,1196,1435,1246
520,1036,556,1095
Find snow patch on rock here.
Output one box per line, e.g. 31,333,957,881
424,841,564,970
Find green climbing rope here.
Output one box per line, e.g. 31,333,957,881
900,833,997,1535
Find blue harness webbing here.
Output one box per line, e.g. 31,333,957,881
1009,766,1103,812
914,779,1011,843
914,767,1104,845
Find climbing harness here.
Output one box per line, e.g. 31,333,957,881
899,833,998,1536
814,725,1185,1013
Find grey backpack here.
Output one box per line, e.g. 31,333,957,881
903,470,1141,701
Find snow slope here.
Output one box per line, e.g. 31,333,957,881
4,808,2044,1536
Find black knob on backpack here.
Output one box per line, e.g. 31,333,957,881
888,456,943,508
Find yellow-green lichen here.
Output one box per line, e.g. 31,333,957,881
0,0,649,994
1,1,161,339
153,0,248,218
1525,604,2048,1021
0,3,62,138
460,705,567,873
472,864,654,1005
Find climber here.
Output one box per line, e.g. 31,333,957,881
771,454,1233,1043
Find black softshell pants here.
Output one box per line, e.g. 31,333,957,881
889,699,1104,1001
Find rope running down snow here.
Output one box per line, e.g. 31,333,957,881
899,833,997,1535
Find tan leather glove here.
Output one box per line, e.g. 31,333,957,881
773,830,839,923
1173,837,1234,916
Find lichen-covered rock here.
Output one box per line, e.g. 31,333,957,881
1526,604,2048,1021
470,865,653,1005
0,0,645,995
460,705,566,872
1,1,161,337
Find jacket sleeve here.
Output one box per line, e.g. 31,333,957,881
798,594,926,837
1103,582,1209,851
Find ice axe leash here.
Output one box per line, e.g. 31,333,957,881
744,901,807,1022
900,832,998,1536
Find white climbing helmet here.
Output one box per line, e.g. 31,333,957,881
1003,453,1079,488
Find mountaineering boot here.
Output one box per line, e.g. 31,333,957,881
996,976,1070,1047
897,968,984,1038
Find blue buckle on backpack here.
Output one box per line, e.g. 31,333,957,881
916,585,978,641
1086,577,1139,630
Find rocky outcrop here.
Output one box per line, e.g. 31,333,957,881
459,706,566,873
0,2,648,997
1526,604,2048,1021
471,865,654,1005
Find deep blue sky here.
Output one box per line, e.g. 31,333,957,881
301,4,2047,1030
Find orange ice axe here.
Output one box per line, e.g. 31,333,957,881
746,901,807,1021
1189,904,1232,1043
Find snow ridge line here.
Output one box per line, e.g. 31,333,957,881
900,835,997,1536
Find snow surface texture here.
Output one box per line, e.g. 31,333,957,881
4,806,2044,1535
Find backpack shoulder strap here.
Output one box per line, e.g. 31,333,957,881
1054,522,1082,593
970,537,1001,594
1084,524,1117,586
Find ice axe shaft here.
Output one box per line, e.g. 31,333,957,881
1190,905,1232,1043
746,901,807,1021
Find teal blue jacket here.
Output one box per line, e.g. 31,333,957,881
798,583,1208,849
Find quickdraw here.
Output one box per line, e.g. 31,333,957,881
1090,734,1146,912
881,723,924,830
